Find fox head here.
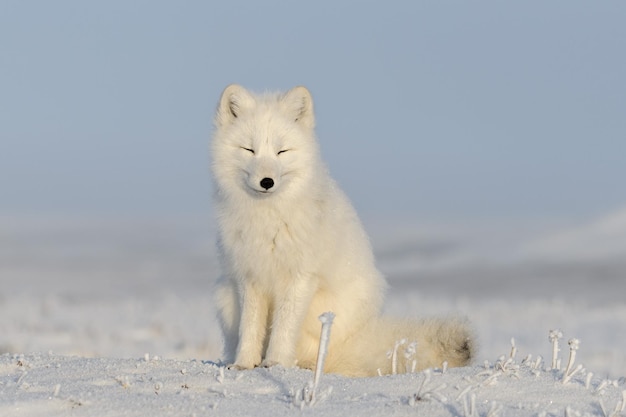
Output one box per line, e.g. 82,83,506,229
211,85,323,202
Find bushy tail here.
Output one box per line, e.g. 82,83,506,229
321,315,475,377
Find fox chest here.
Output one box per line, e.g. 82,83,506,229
221,218,313,284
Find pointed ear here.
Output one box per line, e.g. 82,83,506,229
215,84,254,128
281,86,315,129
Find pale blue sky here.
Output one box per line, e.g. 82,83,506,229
1,1,625,223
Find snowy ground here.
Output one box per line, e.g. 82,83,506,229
1,212,625,416
2,351,625,417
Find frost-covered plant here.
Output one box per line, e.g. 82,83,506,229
293,312,335,408
408,369,447,406
595,379,619,395
549,329,563,370
456,384,475,401
598,390,626,417
388,339,406,375
460,391,501,417
460,394,501,417
312,312,334,396
494,355,519,375
509,337,517,360
486,401,503,417
293,381,333,409
387,339,419,374
562,338,583,384
404,341,418,373
563,338,579,375
461,392,477,417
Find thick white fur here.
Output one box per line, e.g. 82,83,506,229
211,85,474,377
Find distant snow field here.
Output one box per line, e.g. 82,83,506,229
1,212,625,415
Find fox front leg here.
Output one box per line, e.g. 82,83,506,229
232,282,269,370
262,276,316,368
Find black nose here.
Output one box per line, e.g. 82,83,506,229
260,177,274,190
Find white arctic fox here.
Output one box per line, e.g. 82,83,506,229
211,85,473,377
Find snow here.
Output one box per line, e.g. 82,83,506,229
1,213,626,416
2,351,625,416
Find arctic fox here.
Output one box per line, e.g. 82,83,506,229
211,84,473,377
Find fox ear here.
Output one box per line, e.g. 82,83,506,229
282,86,315,129
215,84,254,127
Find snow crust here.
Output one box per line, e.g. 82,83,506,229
1,350,624,417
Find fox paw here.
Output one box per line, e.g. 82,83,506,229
260,359,280,368
227,362,256,371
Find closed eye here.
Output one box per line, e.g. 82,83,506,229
241,147,255,154
277,149,289,155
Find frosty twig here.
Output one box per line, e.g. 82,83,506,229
562,338,582,384
312,312,335,398
549,329,563,370
295,311,335,407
